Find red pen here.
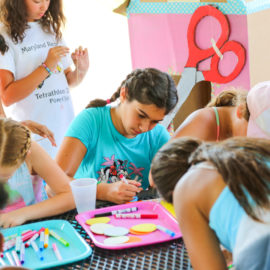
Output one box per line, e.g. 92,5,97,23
114,213,158,219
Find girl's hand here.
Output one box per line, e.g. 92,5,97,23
104,181,142,204
44,46,70,71
20,120,56,147
71,46,89,74
0,211,27,228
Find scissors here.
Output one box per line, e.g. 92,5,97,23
162,5,246,127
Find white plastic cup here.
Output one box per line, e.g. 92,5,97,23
70,178,97,214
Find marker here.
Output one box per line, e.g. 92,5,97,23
39,231,44,251
156,225,176,237
15,236,21,253
25,233,39,248
49,230,69,247
5,252,15,265
119,174,128,184
3,238,16,251
115,213,158,219
22,230,37,242
0,257,6,266
52,243,62,261
31,240,44,261
94,206,138,217
44,228,49,248
11,250,21,266
20,243,25,265
4,233,17,241
0,252,3,258
228,263,234,269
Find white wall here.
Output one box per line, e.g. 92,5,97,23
64,1,132,115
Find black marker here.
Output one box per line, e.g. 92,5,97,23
94,206,138,217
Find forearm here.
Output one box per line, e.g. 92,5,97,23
1,66,49,106
96,183,110,201
65,69,87,88
19,192,75,221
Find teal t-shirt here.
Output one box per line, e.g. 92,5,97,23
65,106,170,189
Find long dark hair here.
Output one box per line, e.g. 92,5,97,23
0,0,65,43
0,34,9,55
86,68,178,115
151,137,270,221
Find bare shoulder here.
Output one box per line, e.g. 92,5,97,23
173,163,225,218
173,108,217,140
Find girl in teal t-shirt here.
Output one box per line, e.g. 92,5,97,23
56,68,178,204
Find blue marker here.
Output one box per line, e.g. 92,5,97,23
31,241,44,261
39,231,44,251
156,225,176,237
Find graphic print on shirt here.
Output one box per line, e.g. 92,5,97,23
97,154,144,184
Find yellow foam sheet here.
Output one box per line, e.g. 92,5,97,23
131,223,157,233
160,200,176,217
86,217,111,225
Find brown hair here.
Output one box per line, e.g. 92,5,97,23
0,0,65,43
0,118,31,167
86,68,178,115
207,89,250,121
151,137,270,221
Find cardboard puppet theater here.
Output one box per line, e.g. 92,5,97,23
114,0,270,128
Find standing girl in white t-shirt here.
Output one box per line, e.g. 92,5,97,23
0,0,89,158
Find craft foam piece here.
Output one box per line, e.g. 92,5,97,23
129,229,150,235
103,227,129,237
104,236,130,245
125,236,142,243
90,223,114,235
131,223,157,233
86,217,110,225
160,200,176,217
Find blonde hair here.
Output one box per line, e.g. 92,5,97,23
207,89,249,120
0,118,31,167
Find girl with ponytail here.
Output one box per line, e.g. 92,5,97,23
151,137,270,270
0,118,74,228
56,68,178,204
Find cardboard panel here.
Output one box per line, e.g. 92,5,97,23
247,8,270,87
173,81,212,129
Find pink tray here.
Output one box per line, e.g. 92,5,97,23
75,201,182,250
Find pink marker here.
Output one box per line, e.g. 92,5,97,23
119,174,128,184
115,213,158,219
22,230,37,242
52,243,62,261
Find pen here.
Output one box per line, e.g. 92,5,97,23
115,213,158,219
52,243,62,261
156,225,176,237
49,230,69,247
94,206,138,217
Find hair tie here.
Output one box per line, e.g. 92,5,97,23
106,99,111,104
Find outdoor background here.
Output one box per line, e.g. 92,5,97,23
64,1,132,114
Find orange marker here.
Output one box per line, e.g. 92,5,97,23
44,228,49,248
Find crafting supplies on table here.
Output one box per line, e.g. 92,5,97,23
1,219,92,269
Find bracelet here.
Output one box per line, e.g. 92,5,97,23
41,63,53,77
